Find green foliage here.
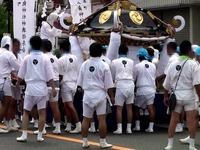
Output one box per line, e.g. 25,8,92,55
2,0,13,13
0,1,13,39
0,5,8,39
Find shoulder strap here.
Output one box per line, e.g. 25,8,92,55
174,59,189,90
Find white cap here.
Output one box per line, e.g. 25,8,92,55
47,13,59,26
1,36,11,48
192,44,199,52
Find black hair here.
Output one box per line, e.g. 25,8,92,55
138,56,146,62
59,39,70,52
147,48,154,57
153,43,162,52
13,38,20,44
29,36,42,50
42,39,52,52
4,45,9,50
89,42,103,57
102,46,107,55
118,44,128,55
179,40,192,55
167,42,177,51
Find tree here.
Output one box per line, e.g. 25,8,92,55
0,4,13,39
2,0,13,33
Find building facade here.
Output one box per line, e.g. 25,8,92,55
131,0,200,44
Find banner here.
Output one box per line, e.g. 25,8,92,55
13,0,35,56
68,0,91,24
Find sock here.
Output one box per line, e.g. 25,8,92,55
55,122,60,130
67,123,71,128
52,119,55,125
117,123,122,130
127,123,131,130
38,131,43,139
22,130,27,138
167,138,174,146
76,122,81,128
90,122,95,128
43,126,46,132
83,138,88,143
149,122,154,130
189,138,195,148
135,120,140,128
100,138,106,143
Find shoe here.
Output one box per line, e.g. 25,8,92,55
88,127,96,133
37,137,44,142
70,127,81,134
175,123,183,133
7,126,18,132
165,145,173,150
145,128,154,133
16,136,27,142
45,123,50,128
0,128,9,133
126,129,132,134
82,141,90,149
179,136,190,144
34,122,38,128
189,147,197,150
30,118,34,124
52,129,61,134
64,126,71,132
11,119,20,129
113,129,122,135
100,142,112,149
132,127,140,131
33,130,47,135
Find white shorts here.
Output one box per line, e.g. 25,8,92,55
83,100,106,118
47,88,59,102
61,84,76,103
0,78,12,96
11,85,21,100
135,94,155,109
174,100,196,113
115,88,134,106
24,95,48,111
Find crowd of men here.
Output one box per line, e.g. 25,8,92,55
0,14,200,150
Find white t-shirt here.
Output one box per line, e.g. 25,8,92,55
134,60,156,96
163,58,200,101
106,32,121,61
40,21,62,48
111,57,134,88
11,53,23,76
152,57,159,66
18,51,54,96
0,48,20,83
164,53,179,75
69,36,84,68
58,53,79,89
45,52,59,81
156,38,175,77
77,57,114,104
154,49,159,60
101,55,111,66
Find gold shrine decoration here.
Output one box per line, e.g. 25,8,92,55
129,11,144,25
99,10,112,24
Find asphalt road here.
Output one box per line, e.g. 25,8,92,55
0,122,200,150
